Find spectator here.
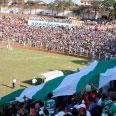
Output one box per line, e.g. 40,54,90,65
55,106,65,116
45,92,56,115
71,108,78,116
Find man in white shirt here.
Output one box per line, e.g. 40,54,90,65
32,77,37,85
12,79,16,88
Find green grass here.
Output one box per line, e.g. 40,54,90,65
0,48,88,96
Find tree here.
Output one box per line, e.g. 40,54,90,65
109,2,116,19
86,5,91,19
24,0,40,14
102,0,116,19
102,0,116,8
78,5,87,19
91,0,102,19
65,0,74,9
48,3,55,15
53,0,75,15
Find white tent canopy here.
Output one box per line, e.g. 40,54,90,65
40,70,64,82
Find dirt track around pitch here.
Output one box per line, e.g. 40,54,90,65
11,43,90,60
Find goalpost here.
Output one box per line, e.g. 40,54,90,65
7,38,13,50
0,36,13,50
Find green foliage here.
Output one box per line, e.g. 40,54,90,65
73,0,116,19
102,0,116,7
48,3,55,9
53,0,75,12
109,9,116,19
91,0,102,8
101,0,116,19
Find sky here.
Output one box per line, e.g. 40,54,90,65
27,0,81,4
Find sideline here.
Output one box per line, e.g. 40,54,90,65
12,43,91,60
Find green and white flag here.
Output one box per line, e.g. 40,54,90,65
17,60,98,101
53,58,116,97
0,58,116,105
99,66,116,89
53,60,98,97
0,89,24,105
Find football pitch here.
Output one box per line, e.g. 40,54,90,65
0,47,88,96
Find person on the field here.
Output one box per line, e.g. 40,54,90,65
12,79,16,88
32,77,37,85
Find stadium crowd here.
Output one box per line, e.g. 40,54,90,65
0,16,116,60
2,84,116,116
0,15,116,115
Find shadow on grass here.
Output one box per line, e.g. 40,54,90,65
71,59,88,65
61,70,75,75
48,69,75,75
20,84,28,88
22,78,43,85
1,84,13,89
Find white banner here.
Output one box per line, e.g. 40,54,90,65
28,20,72,27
